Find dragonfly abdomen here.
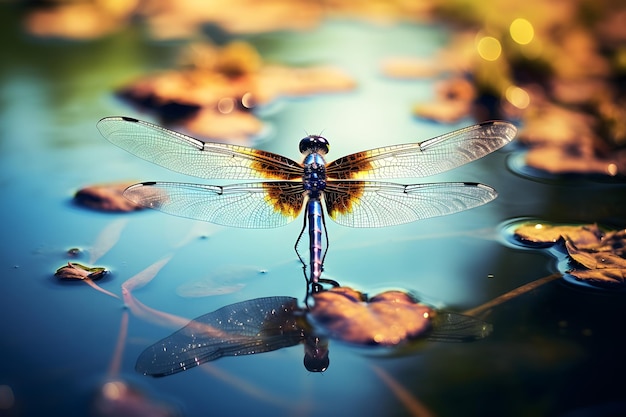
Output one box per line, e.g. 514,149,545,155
307,199,324,284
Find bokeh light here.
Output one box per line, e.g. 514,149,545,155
476,36,502,61
510,18,535,45
505,85,530,109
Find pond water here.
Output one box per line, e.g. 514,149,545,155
1,6,625,417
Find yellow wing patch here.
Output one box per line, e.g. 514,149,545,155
324,181,365,217
325,152,374,180
246,148,303,180
263,182,305,220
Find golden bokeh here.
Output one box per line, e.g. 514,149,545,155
510,18,534,45
476,36,502,61
505,85,530,109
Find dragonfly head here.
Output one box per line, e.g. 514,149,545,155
299,135,330,156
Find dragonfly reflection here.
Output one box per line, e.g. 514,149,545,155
136,296,328,375
135,289,492,376
98,118,516,287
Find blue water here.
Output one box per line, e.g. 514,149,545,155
1,7,625,417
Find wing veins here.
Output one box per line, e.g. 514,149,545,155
326,121,516,180
97,117,303,180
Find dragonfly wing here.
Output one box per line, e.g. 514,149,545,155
97,117,302,180
324,181,497,227
326,121,516,180
136,297,303,376
125,181,305,228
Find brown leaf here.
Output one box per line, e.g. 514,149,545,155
310,287,433,346
117,43,355,141
514,223,601,245
569,268,625,288
566,240,626,270
55,262,107,281
514,222,626,289
74,182,142,212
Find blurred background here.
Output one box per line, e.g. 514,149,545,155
1,0,625,416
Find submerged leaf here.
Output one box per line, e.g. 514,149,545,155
55,262,107,281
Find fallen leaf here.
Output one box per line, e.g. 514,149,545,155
514,223,602,245
566,240,626,270
55,262,107,281
569,268,625,288
310,287,433,346
74,182,142,212
513,221,626,289
116,42,355,141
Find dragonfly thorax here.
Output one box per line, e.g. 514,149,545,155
299,135,329,155
303,153,327,196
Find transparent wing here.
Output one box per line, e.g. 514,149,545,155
324,181,497,227
97,116,303,180
136,297,303,377
427,312,492,342
124,181,305,228
326,121,516,180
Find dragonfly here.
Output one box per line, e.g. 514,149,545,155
97,117,516,288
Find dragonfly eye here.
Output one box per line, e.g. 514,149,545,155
299,135,330,155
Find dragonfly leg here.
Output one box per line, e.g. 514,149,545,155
320,209,329,268
294,205,308,266
318,278,339,287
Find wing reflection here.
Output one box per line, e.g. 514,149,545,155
136,296,328,376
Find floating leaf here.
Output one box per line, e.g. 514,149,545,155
310,287,433,346
74,182,142,212
514,223,602,245
565,240,626,270
55,262,107,281
568,268,625,288
117,42,355,141
513,221,626,289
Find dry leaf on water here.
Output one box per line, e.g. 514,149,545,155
117,42,355,141
55,262,107,281
514,222,626,289
310,287,433,346
74,182,142,212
